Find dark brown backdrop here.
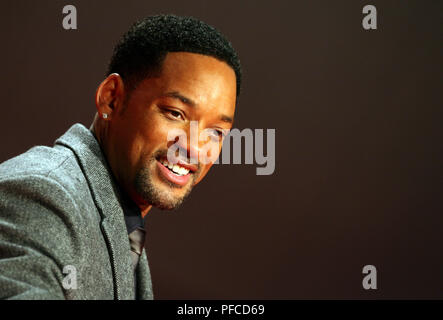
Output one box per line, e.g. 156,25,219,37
0,0,442,299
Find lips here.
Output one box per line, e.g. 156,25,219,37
156,158,193,186
161,158,191,175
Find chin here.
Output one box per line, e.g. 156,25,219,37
135,179,192,211
154,183,193,210
134,159,196,211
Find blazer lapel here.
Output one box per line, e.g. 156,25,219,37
136,248,154,300
100,213,134,299
55,124,134,299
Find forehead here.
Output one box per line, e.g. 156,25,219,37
134,52,237,111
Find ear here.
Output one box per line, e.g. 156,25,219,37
95,73,125,120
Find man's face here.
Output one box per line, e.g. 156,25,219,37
107,52,237,210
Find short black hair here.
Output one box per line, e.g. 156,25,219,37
107,14,242,97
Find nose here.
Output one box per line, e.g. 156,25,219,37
172,121,202,165
189,121,201,164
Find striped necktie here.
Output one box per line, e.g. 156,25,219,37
128,227,146,297
128,227,146,271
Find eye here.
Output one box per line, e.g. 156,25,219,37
165,109,184,120
208,129,226,141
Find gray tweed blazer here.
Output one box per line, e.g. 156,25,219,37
0,123,153,300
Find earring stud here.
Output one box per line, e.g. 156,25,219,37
102,113,108,119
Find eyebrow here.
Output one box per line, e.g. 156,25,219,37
162,90,234,124
162,91,196,107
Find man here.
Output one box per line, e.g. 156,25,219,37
0,14,241,299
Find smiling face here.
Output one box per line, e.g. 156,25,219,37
99,52,237,212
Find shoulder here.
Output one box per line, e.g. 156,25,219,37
0,143,87,201
0,144,74,180
0,145,88,252
0,143,91,230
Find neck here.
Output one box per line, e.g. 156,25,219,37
90,114,153,218
140,205,152,218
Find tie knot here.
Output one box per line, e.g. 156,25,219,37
128,227,146,255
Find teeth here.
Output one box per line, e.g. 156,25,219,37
161,159,190,176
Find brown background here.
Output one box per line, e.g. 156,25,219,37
0,1,442,299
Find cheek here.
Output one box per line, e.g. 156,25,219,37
138,118,172,153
